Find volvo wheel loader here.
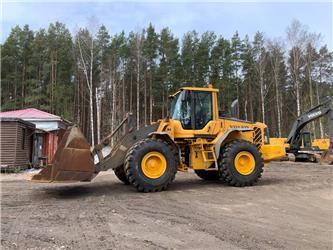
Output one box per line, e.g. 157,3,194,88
30,84,286,192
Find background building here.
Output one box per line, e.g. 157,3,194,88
0,108,69,169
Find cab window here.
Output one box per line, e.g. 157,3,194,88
194,91,212,129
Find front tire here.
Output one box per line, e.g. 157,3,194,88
125,138,178,192
219,140,263,187
113,165,130,184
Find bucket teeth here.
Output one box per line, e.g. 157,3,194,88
30,126,96,182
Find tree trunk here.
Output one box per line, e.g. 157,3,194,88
317,64,324,138
144,70,147,126
89,90,94,147
293,48,301,117
295,77,301,117
89,38,95,147
306,49,316,137
275,76,282,138
162,85,165,118
130,72,133,112
149,70,153,124
54,52,58,113
166,87,169,115
21,64,26,108
76,73,80,125
260,73,265,123
111,69,117,146
51,55,55,113
272,56,282,138
244,98,248,121
122,71,126,117
136,53,140,129
96,87,101,143
235,72,240,116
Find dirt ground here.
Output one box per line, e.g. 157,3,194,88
1,162,332,250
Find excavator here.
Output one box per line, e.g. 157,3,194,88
30,84,286,192
272,98,333,163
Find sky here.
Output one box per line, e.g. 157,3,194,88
1,1,333,50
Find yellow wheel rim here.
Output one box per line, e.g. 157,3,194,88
234,151,255,175
141,151,167,179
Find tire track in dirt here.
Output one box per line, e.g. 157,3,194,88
1,163,333,249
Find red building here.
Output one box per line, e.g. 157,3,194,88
0,108,69,168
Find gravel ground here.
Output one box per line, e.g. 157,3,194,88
1,162,332,250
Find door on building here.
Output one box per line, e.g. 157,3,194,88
32,133,44,167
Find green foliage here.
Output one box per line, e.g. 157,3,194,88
1,22,332,139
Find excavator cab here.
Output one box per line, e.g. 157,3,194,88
301,132,312,149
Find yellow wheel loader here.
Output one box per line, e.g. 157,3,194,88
30,84,286,192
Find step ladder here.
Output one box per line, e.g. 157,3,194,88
201,145,218,170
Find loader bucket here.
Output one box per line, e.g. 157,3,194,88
30,126,96,182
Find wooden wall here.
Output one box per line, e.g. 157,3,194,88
0,120,34,169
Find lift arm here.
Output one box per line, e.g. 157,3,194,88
286,98,332,152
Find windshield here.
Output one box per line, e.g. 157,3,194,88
170,92,181,118
169,91,192,129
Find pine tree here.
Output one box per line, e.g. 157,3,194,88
29,29,48,109
47,22,73,117
143,23,159,124
95,25,110,141
1,26,24,110
180,31,198,83
194,31,216,84
253,31,268,123
158,28,180,116
231,31,243,115
313,45,333,137
241,35,256,121
210,36,233,113
267,40,287,137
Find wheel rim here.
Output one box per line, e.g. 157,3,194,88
141,151,167,179
234,151,255,175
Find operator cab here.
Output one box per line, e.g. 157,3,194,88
169,88,214,130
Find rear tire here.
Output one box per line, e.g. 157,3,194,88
125,138,178,192
219,139,263,187
113,165,130,184
194,170,221,180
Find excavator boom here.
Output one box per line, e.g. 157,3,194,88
287,98,332,151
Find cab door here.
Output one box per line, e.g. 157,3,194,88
193,91,213,130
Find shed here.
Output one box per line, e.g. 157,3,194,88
0,108,69,166
0,118,36,170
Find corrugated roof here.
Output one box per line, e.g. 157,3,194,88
0,108,61,121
